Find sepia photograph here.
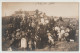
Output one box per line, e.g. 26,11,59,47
2,2,79,51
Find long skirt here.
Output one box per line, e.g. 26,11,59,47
21,38,27,48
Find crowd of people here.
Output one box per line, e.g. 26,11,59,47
2,10,77,51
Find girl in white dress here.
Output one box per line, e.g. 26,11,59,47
21,31,27,49
47,33,54,45
21,37,27,49
7,47,12,51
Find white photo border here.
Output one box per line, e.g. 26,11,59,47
0,0,80,53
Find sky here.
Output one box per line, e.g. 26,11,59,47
2,2,79,18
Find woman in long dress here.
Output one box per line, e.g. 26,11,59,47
47,33,55,47
28,39,32,50
21,31,27,49
21,37,27,49
64,27,70,42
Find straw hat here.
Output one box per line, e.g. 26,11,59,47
16,29,20,32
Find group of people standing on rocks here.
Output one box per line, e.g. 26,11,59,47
2,10,76,51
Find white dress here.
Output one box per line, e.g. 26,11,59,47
55,26,60,32
21,38,27,48
28,40,32,48
48,35,54,44
7,47,12,51
58,30,65,39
